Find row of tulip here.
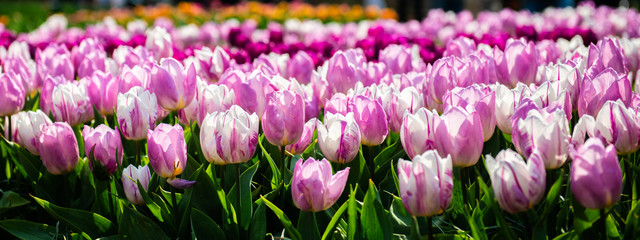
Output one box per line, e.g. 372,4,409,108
1,5,640,240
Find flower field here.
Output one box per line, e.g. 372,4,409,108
1,2,640,239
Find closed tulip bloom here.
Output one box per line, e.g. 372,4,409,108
3,56,38,97
494,83,531,134
287,51,315,84
197,84,235,125
570,138,622,209
119,65,150,93
389,87,424,132
87,71,119,116
349,95,388,146
401,108,438,159
443,85,496,141
149,58,197,111
585,38,628,79
292,157,350,212
83,125,123,175
528,81,573,121
35,44,74,85
541,63,581,109
145,27,173,60
578,68,632,117
379,44,426,74
317,112,361,164
323,49,366,94
51,81,94,126
427,57,466,104
485,149,546,214
194,46,231,82
286,118,317,155
117,87,159,141
512,108,570,169
0,72,26,116
495,38,538,87
262,90,306,146
434,107,484,167
38,122,79,175
397,150,453,217
122,165,151,205
363,62,393,87
572,100,640,154
200,106,259,165
12,110,53,155
324,93,350,116
147,123,187,179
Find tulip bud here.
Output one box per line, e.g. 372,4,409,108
87,71,119,116
292,157,350,212
317,112,361,164
572,100,640,154
495,38,538,87
485,149,545,214
3,56,38,97
51,81,94,126
570,138,622,209
35,44,74,85
145,27,173,60
434,107,484,167
324,93,350,116
147,123,187,179
323,49,366,94
286,51,315,84
38,122,79,175
119,65,150,93
400,108,438,159
122,165,151,205
379,44,426,74
512,108,570,169
149,58,197,111
389,87,424,132
443,85,496,141
262,90,306,146
286,118,317,155
197,84,235,125
494,83,531,134
0,72,26,116
397,150,453,217
578,68,631,117
200,106,259,165
349,95,388,146
117,86,159,141
83,125,123,175
12,110,53,155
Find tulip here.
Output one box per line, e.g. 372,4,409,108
145,27,173,60
317,112,361,164
400,108,438,159
578,68,632,117
200,106,259,165
349,95,388,146
112,45,155,70
494,83,531,134
194,46,230,82
512,108,570,169
427,57,466,104
35,44,74,85
541,63,581,109
495,38,538,87
218,69,276,117
323,49,366,94
262,90,306,146
444,37,477,58
83,125,123,175
147,123,186,179
286,51,315,84
443,85,496,141
87,71,119,116
389,87,424,132
12,110,53,155
528,81,573,121
379,44,426,74
117,86,159,141
40,76,67,116
0,72,26,116
197,84,235,125
570,138,622,209
485,149,545,214
119,65,150,93
572,100,640,154
397,150,453,217
38,122,79,175
51,81,94,126
324,93,350,116
3,56,38,97
149,58,197,111
77,48,108,80
363,62,393,87
286,118,317,155
122,165,151,205
434,107,484,167
291,157,350,212
585,38,628,79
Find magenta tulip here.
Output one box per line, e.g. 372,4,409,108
147,123,186,179
0,72,26,116
570,138,622,209
122,165,151,205
349,95,388,146
149,58,197,111
83,125,123,175
262,90,306,146
292,157,350,212
434,107,484,167
38,122,79,175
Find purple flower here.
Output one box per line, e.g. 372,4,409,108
292,157,349,212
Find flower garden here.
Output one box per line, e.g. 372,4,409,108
0,1,639,239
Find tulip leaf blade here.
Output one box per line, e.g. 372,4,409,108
348,185,358,240
321,201,348,240
118,205,170,240
0,191,30,214
191,208,226,240
190,164,223,222
624,200,640,239
297,211,321,240
373,138,402,178
227,161,259,230
0,219,58,240
136,179,166,223
258,134,280,188
32,196,114,238
249,202,267,240
260,195,302,240
468,206,488,240
361,180,393,240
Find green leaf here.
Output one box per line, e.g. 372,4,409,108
389,195,411,227
190,164,222,221
228,162,259,230
476,175,516,239
573,204,599,234
0,191,30,214
258,135,280,188
624,200,640,240
297,211,321,240
260,196,302,240
348,185,358,240
468,206,488,240
249,202,267,240
373,139,402,178
361,180,392,240
321,201,348,240
32,196,114,238
191,208,225,240
0,219,57,240
136,180,167,223
118,206,170,240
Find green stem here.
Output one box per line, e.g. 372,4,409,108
520,211,532,240
460,167,468,204
236,163,241,226
426,216,433,240
7,115,11,142
281,146,287,184
170,184,178,223
367,145,375,178
600,208,607,240
135,141,141,166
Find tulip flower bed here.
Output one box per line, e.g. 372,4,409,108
2,2,640,240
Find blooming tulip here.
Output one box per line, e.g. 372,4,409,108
147,123,186,179
83,125,123,175
291,157,350,212
197,84,235,125
397,150,453,217
286,118,317,155
379,44,426,74
262,90,305,146
122,165,151,205
495,38,538,87
0,72,25,116
570,138,622,209
400,108,438,159
117,86,159,141
434,107,484,167
323,49,366,94
12,110,53,155
145,27,173,60
317,112,361,164
512,108,570,169
485,149,545,214
443,85,496,141
494,83,531,134
194,46,230,82
200,106,259,165
87,71,119,116
38,122,79,175
51,81,94,126
286,51,315,84
349,95,388,146
324,93,350,116
578,68,631,117
572,100,640,154
389,87,424,132
149,58,197,111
